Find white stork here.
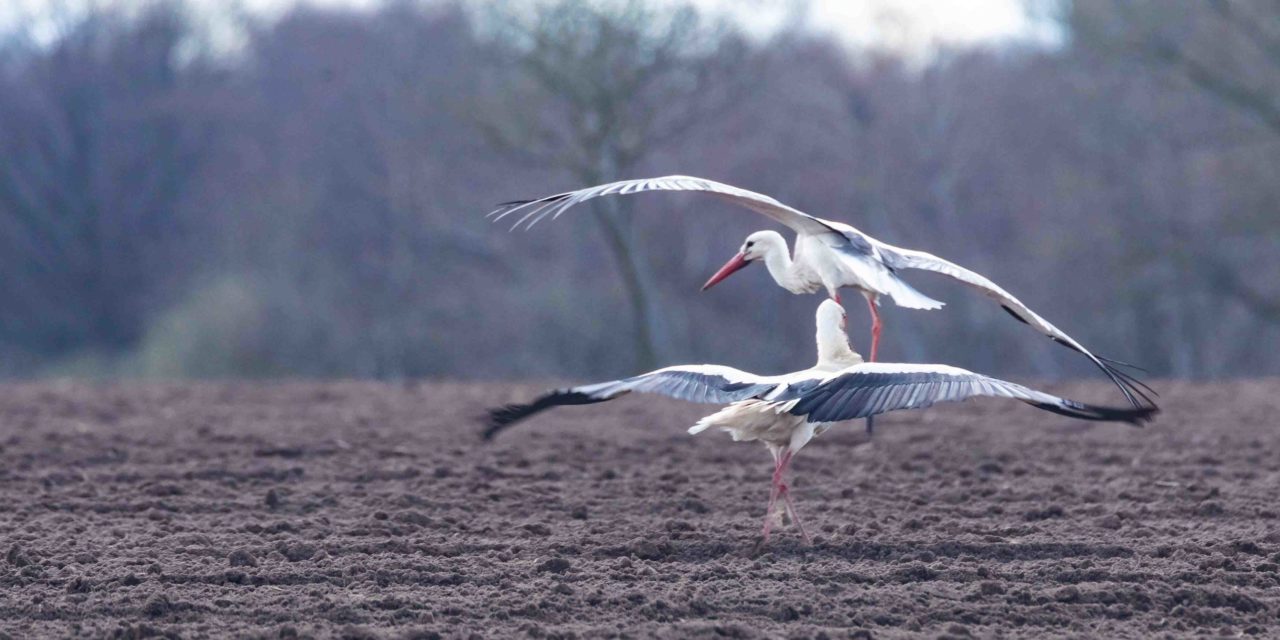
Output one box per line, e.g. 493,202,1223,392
489,175,1154,412
485,300,1157,546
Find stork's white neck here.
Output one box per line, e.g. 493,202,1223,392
761,241,808,294
816,304,864,369
817,329,863,369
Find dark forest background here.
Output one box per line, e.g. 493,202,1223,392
0,0,1277,386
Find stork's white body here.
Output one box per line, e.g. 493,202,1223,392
692,400,817,450
744,228,942,308
690,310,861,454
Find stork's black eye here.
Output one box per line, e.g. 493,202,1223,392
745,241,754,248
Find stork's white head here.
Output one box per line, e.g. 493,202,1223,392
739,230,787,262
701,230,788,291
815,299,863,368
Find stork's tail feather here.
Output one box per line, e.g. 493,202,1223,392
884,278,945,310
687,407,728,435
1027,398,1159,427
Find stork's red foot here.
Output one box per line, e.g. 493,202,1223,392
779,484,812,545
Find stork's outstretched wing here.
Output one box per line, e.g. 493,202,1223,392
782,363,1157,425
484,365,782,440
489,175,835,235
867,240,1155,409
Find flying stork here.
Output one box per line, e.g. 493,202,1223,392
489,176,1154,412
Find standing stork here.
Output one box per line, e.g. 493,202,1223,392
485,300,1157,547
489,176,1154,413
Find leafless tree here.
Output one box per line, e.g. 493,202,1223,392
472,0,750,370
1070,0,1280,332
0,2,221,370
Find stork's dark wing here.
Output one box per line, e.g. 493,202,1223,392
484,365,780,440
784,363,1157,426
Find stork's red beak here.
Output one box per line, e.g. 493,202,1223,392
701,252,751,291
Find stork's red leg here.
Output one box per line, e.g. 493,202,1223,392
759,452,786,544
760,483,781,542
774,451,811,544
779,485,811,545
866,296,882,362
761,450,811,546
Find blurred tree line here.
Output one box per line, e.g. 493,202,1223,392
0,0,1275,383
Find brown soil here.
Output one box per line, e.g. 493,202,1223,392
1,379,1278,639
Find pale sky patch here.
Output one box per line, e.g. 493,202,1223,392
1,0,1061,63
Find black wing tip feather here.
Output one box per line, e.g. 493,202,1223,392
482,390,602,441
1031,399,1159,427
482,403,536,440
487,194,573,222
1045,334,1159,410
1098,359,1160,410
1032,325,1159,410
1097,355,1148,374
495,193,570,208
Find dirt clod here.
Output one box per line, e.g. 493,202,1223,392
276,542,316,562
6,545,32,567
228,549,257,567
141,595,173,618
522,523,552,537
536,557,571,574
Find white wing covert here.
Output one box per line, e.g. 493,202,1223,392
489,175,836,235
